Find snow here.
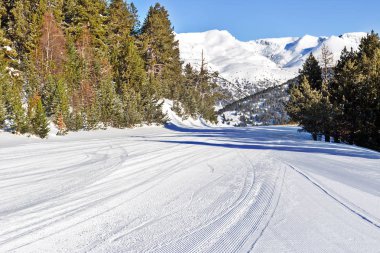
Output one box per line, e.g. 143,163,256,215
1,103,379,252
177,30,367,99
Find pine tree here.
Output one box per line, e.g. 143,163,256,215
7,0,47,61
6,78,27,134
181,63,198,117
354,32,380,149
52,77,69,127
64,36,83,130
108,0,133,46
96,53,121,127
116,38,164,126
116,38,146,93
330,47,361,144
76,27,100,130
63,0,108,50
299,53,323,91
128,2,140,35
0,83,6,127
140,3,182,98
0,57,7,127
0,24,9,127
287,76,324,140
121,87,142,127
358,30,380,59
196,54,220,122
29,94,49,138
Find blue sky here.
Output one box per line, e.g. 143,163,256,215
133,0,379,41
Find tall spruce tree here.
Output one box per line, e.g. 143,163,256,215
352,32,380,149
299,53,323,91
287,76,325,140
129,2,140,35
0,47,7,127
29,94,50,138
117,38,164,125
140,3,182,98
108,0,133,45
6,78,27,134
0,20,9,127
64,0,108,50
287,54,327,140
96,52,122,128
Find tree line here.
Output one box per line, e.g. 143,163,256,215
286,31,380,151
0,0,220,138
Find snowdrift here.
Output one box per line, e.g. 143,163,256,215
162,99,221,131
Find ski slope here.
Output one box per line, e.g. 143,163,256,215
1,122,380,252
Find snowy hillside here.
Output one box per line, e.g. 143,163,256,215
177,30,366,99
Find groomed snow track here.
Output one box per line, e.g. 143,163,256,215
0,124,379,252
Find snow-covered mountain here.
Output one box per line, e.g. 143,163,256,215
177,30,366,99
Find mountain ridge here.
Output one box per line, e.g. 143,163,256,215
177,30,366,100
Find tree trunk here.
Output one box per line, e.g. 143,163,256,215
325,133,331,142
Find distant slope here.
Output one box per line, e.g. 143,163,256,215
177,30,365,100
218,78,297,126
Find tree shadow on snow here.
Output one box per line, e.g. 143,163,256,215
163,123,380,160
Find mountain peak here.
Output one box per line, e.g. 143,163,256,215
177,30,366,100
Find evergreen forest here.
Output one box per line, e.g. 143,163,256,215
0,0,220,138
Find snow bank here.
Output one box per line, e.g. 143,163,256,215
162,99,216,129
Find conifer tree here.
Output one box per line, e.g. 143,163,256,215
121,87,142,127
0,24,9,127
76,27,101,129
287,76,324,140
96,54,121,127
140,3,182,98
353,32,380,149
129,2,140,35
6,78,27,134
287,54,327,140
29,94,49,138
108,0,133,45
299,53,323,91
0,56,7,127
116,38,164,125
52,77,70,126
64,0,108,49
7,0,47,61
329,47,358,143
64,37,83,130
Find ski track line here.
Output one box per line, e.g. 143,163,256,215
0,146,129,241
68,147,229,253
150,152,286,253
287,163,380,230
207,156,286,253
247,165,287,253
148,151,257,253
0,145,129,216
1,144,224,252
